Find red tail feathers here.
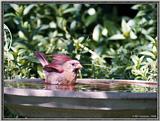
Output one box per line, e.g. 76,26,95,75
35,51,49,67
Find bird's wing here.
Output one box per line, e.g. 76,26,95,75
44,63,64,73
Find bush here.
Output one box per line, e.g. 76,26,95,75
3,3,157,81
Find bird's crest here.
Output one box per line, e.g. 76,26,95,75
44,54,72,73
52,54,72,65
35,52,73,73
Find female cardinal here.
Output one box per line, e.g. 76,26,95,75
35,51,82,85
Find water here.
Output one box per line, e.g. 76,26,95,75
4,81,157,92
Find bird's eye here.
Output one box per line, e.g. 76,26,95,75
71,63,75,66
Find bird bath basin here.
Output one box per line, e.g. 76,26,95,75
4,79,157,118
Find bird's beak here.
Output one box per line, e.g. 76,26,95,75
76,63,83,69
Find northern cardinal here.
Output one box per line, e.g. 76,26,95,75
35,51,82,85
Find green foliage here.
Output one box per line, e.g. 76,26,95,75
3,3,157,81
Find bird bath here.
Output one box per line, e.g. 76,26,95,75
4,79,157,118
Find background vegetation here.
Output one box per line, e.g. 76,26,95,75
4,3,157,82
3,3,158,118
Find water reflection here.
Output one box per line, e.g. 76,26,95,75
4,80,157,92
44,84,76,91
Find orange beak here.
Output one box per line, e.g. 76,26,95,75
76,63,83,69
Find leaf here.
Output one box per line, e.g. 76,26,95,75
56,17,67,31
108,34,125,40
131,4,141,10
10,4,19,12
14,42,27,49
139,51,155,59
6,52,14,60
85,14,97,27
75,54,81,60
145,35,155,42
121,19,131,37
87,8,96,15
127,19,135,27
37,66,45,79
139,56,144,63
18,31,27,40
152,46,157,54
92,24,101,41
4,13,16,18
131,55,139,65
73,4,82,11
23,4,35,15
102,28,108,37
23,21,29,29
39,25,49,30
63,7,76,14
23,56,38,63
136,11,145,17
60,4,69,10
49,21,57,28
125,66,132,70
146,58,153,63
18,49,26,55
95,47,103,55
70,20,77,30
130,30,137,39
78,36,85,42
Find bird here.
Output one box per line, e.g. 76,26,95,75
35,51,82,85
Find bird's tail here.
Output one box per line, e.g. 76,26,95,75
35,51,49,67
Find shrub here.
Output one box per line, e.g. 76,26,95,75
3,3,157,81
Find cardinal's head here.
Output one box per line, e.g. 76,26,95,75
44,54,82,73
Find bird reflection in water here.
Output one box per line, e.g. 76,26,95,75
43,82,76,91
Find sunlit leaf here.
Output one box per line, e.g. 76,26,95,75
102,28,108,37
6,52,14,60
39,25,49,30
127,19,135,27
146,58,153,63
131,4,141,10
4,13,16,18
152,46,157,54
70,20,77,30
108,34,125,40
75,54,81,60
63,7,76,14
136,11,145,17
121,19,131,37
139,51,155,59
92,24,101,41
145,35,155,42
56,17,67,31
78,36,85,42
18,31,27,40
88,8,96,15
130,30,137,39
10,4,19,12
23,4,35,15
131,55,139,65
49,21,57,28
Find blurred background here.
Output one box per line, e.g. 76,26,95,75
3,3,157,82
